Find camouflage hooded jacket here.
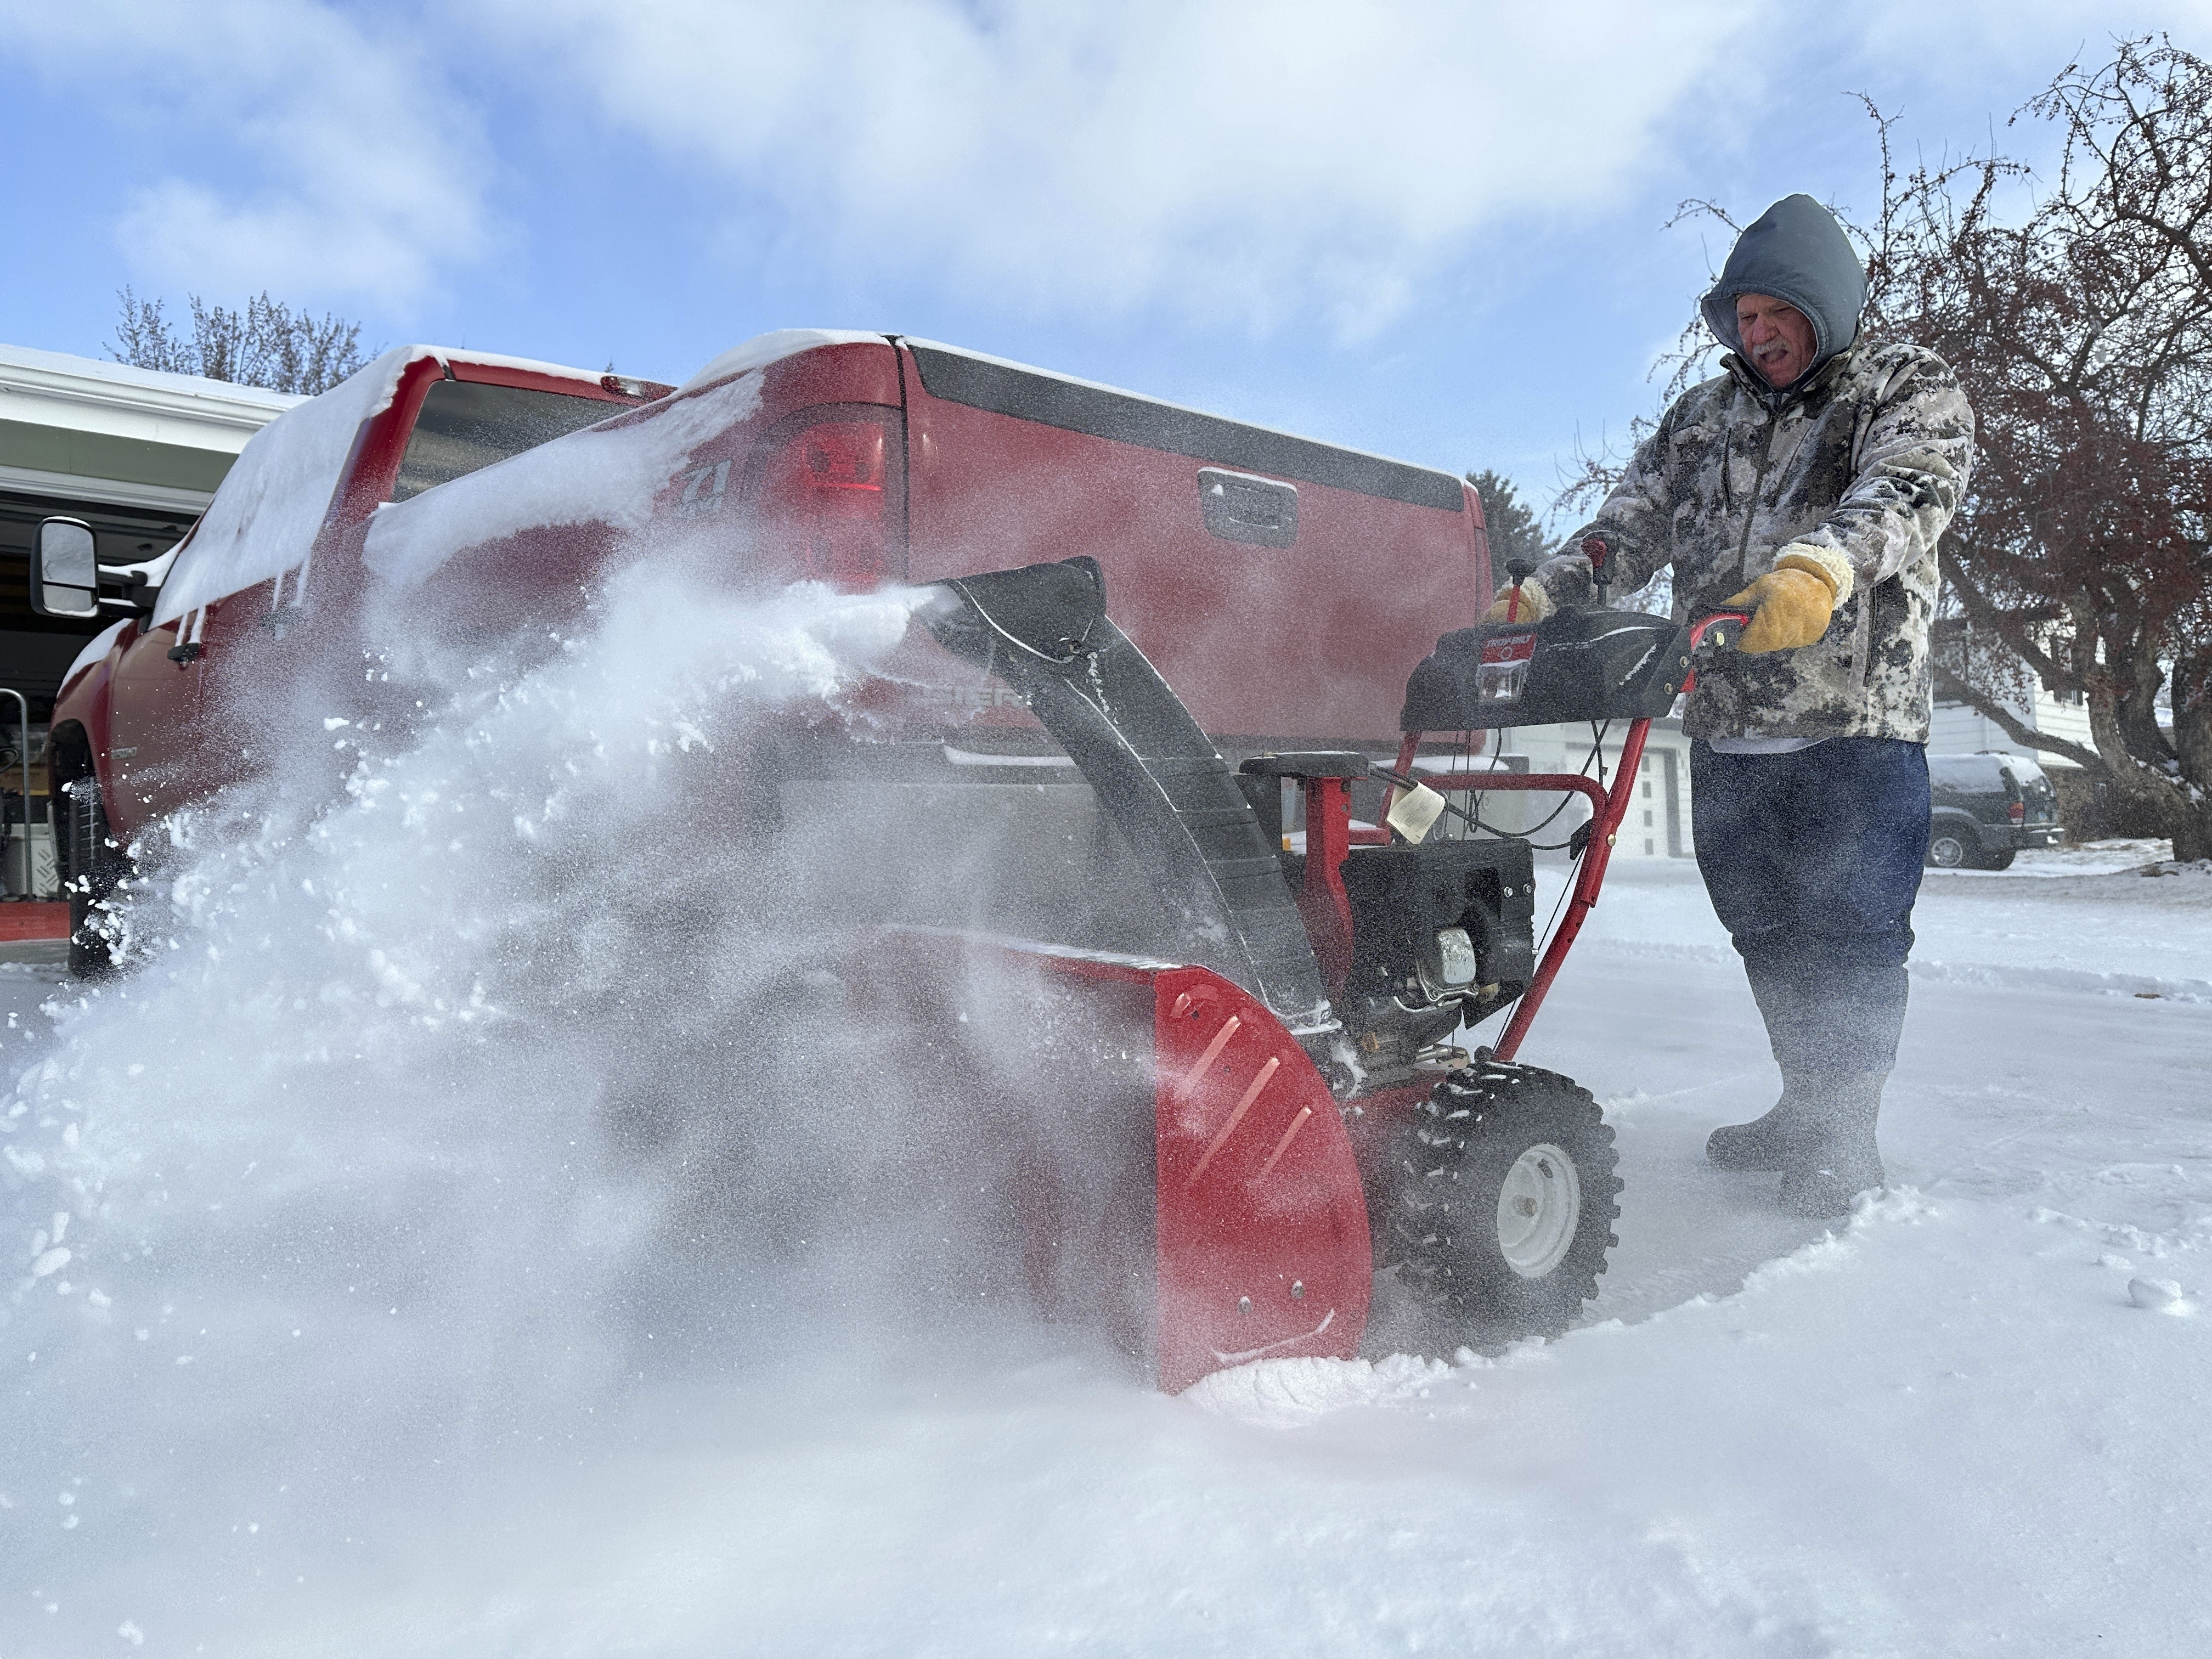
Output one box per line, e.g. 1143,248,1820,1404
1531,341,1975,743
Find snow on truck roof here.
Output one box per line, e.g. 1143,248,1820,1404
676,329,891,392
156,336,845,619
364,334,906,589
362,366,772,591
149,344,637,627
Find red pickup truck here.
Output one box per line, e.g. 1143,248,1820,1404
39,330,1488,968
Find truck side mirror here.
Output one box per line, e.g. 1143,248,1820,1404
30,518,101,619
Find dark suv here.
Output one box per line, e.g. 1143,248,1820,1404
1927,752,2064,870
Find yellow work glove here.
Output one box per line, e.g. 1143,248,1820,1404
1482,580,1553,624
1722,545,1854,653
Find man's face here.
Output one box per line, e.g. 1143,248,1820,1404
1735,293,1816,386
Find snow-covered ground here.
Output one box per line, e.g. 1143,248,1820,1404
3,577,2207,1655
1560,839,2212,1002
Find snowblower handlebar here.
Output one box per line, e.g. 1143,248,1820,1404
1681,610,1753,692
1401,600,1746,733
1688,610,1753,652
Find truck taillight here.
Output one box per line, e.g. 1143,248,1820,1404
753,411,904,590
2008,800,2025,825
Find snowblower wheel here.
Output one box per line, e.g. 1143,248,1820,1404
1386,1061,1621,1352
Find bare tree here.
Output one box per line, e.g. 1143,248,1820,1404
109,287,372,396
1865,38,2212,859
111,288,198,378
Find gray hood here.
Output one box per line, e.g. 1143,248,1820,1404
1701,194,1867,385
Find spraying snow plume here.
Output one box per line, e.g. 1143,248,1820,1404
0,565,985,1641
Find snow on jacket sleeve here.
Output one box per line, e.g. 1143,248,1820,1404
1792,349,1974,591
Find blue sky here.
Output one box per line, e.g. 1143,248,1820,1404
4,0,2207,527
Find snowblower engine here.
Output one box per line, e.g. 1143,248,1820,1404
1339,838,1537,1060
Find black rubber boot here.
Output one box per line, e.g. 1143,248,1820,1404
1778,1073,1888,1217
1706,1084,1808,1172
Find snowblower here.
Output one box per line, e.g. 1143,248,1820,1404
878,550,1749,1390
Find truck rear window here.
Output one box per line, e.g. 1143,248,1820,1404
392,381,620,502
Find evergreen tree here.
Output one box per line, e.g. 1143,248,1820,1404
1465,468,1550,570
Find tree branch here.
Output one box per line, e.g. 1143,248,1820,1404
1931,660,2106,769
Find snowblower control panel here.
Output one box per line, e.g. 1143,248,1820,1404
1401,607,1701,731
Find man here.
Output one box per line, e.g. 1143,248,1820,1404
1490,194,1974,1216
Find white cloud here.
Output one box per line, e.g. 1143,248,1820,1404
1841,0,2212,84
476,0,1770,336
2,0,494,309
9,0,2192,340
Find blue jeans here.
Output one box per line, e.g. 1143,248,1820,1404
1690,738,1931,1079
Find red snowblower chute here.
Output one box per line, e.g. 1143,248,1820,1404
880,554,1747,1391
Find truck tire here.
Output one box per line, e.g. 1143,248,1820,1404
1384,1060,1621,1352
1982,848,2016,871
1927,828,1969,867
64,779,127,978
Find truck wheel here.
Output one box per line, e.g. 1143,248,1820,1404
1385,1061,1621,1352
64,780,127,978
1983,848,2017,871
1927,828,1973,868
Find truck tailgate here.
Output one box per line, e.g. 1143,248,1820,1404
896,341,1483,747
